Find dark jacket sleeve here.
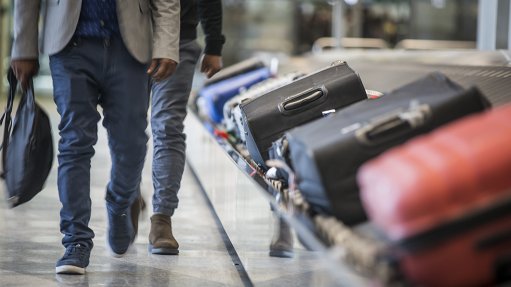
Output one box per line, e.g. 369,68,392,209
198,0,226,56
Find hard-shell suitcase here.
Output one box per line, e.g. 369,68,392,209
266,92,383,183
223,73,303,142
204,57,265,87
358,104,511,287
286,73,490,226
198,67,271,123
240,61,367,168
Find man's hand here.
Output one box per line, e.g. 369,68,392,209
147,58,178,81
200,55,223,79
10,59,39,91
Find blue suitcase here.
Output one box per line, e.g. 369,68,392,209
199,67,272,123
203,57,265,87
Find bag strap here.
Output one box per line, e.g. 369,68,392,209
1,68,18,177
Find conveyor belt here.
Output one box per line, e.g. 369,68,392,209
187,50,511,287
351,62,511,106
285,50,511,106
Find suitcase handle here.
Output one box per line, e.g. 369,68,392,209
280,89,325,113
356,103,431,146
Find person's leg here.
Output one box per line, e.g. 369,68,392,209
151,39,202,216
100,35,150,256
148,40,202,254
50,37,103,274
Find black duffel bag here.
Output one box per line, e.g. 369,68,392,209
1,68,54,207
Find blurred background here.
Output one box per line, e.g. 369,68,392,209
218,0,480,62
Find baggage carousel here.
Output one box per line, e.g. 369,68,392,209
184,50,511,286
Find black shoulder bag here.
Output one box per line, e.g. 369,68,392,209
1,68,54,207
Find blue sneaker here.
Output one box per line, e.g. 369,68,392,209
56,244,91,274
107,206,135,257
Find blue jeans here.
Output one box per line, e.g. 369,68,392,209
49,36,150,249
151,40,202,216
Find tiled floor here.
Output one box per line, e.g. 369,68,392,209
0,98,245,287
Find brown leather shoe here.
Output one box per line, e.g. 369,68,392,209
149,214,179,255
130,194,146,241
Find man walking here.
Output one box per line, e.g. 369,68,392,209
147,0,225,254
10,0,180,275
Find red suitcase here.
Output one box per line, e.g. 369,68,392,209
357,104,511,287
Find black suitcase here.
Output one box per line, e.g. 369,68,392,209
223,73,304,143
286,72,491,226
240,60,367,168
204,57,265,87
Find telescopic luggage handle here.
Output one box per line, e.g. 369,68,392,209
356,101,431,146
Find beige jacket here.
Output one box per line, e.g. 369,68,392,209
11,0,180,64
